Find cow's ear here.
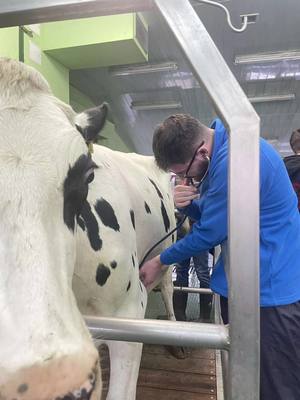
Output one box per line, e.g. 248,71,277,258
75,102,109,144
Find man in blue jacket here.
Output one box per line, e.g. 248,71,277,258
140,113,300,400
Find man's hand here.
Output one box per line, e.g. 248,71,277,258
174,184,199,208
139,255,165,290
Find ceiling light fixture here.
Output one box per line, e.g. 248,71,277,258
235,50,300,65
248,94,295,104
109,62,178,77
130,101,182,111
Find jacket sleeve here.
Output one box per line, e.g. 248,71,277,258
160,155,228,265
178,200,203,220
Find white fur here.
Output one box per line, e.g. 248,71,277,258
73,145,176,400
75,111,90,130
0,58,99,400
0,57,175,400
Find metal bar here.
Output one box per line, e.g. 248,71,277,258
153,286,213,294
85,316,230,350
174,286,213,294
221,349,229,400
154,1,260,399
0,0,154,28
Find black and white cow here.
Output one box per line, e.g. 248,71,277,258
72,107,176,400
0,58,176,400
0,58,100,400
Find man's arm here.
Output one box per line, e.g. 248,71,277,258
140,154,228,289
161,156,228,265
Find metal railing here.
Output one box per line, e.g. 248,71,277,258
0,1,260,398
86,315,229,350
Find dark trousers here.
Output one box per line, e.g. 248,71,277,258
175,250,210,288
220,296,300,400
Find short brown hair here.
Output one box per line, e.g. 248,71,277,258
290,129,300,154
152,114,204,171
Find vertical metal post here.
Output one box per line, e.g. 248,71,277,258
154,1,260,399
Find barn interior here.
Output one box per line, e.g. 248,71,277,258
1,1,300,399
2,1,299,157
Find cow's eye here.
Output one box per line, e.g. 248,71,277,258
63,154,97,231
85,169,95,184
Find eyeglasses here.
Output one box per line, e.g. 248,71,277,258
171,141,206,187
183,141,205,180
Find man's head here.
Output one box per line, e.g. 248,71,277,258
290,129,300,155
152,114,214,183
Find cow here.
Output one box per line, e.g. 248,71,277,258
0,57,177,400
0,57,101,400
71,136,176,400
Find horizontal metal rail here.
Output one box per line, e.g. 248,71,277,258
85,316,230,350
153,286,213,294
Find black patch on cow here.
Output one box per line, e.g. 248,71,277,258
110,260,117,269
127,281,131,291
96,264,111,286
63,153,97,232
130,209,135,230
18,384,28,393
132,255,135,268
171,233,175,243
94,198,120,231
160,200,170,232
77,216,86,231
141,301,144,308
144,201,151,214
149,178,163,199
81,201,102,251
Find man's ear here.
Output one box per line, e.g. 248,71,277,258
197,147,209,160
75,102,109,143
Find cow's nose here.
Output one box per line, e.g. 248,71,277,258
55,372,97,400
0,349,100,400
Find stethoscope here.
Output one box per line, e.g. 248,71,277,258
139,156,211,268
185,155,210,189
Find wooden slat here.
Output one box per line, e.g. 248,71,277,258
141,352,215,375
99,344,217,399
143,344,215,360
138,369,216,394
136,387,216,400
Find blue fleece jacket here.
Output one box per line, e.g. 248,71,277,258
160,119,300,306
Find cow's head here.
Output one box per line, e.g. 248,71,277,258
0,58,102,400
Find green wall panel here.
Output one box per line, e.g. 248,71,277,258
23,29,69,103
41,14,148,69
70,85,95,112
42,14,135,49
0,27,19,59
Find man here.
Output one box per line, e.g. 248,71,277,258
283,128,300,211
140,114,300,400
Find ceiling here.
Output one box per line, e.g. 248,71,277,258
70,0,300,155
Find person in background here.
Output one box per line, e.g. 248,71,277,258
283,128,300,212
173,211,211,323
